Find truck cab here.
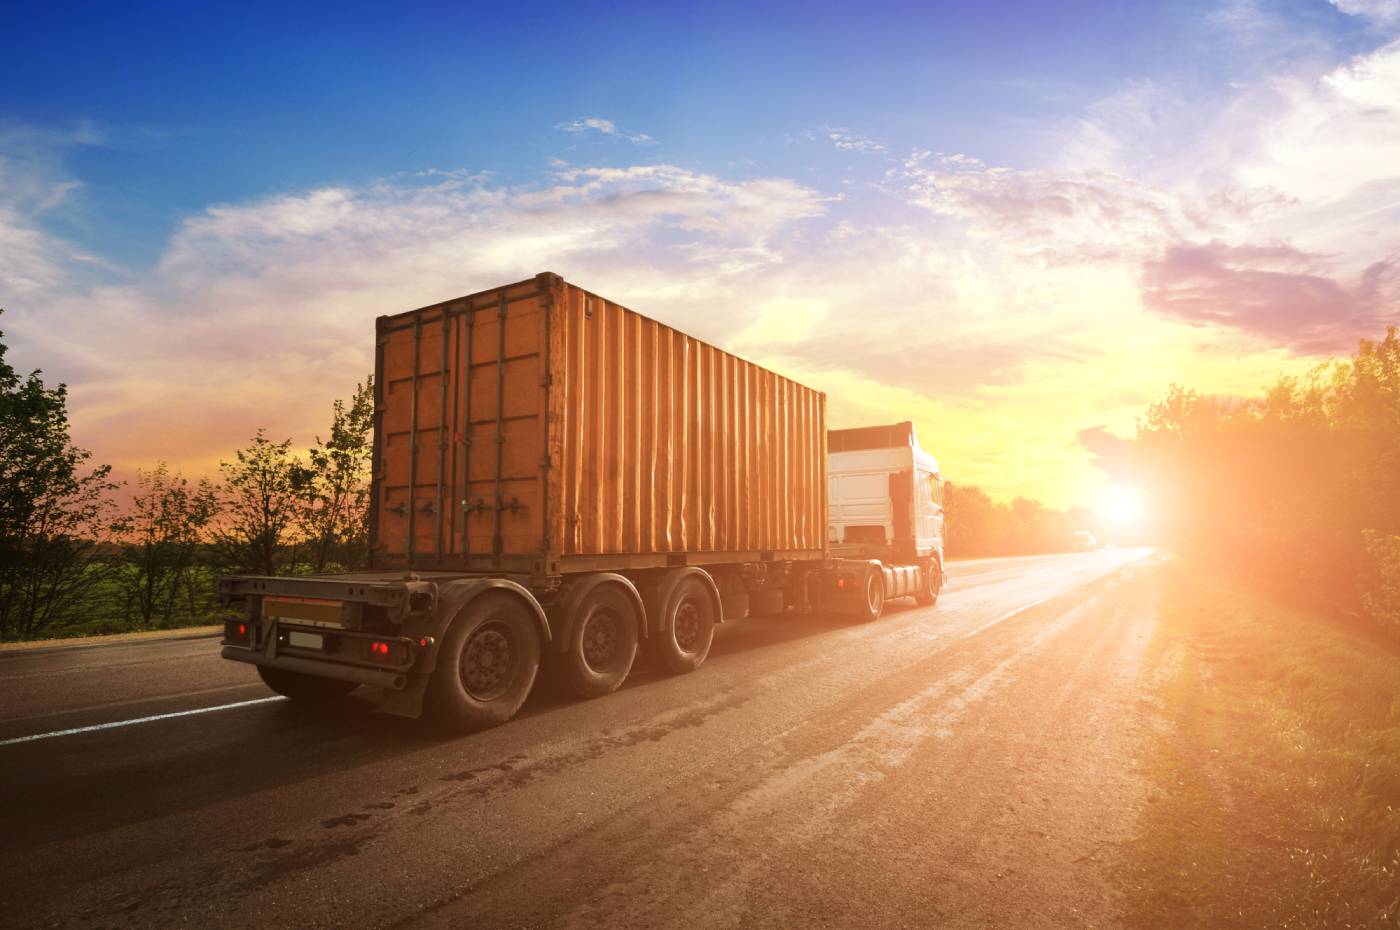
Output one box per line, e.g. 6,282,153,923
826,421,945,614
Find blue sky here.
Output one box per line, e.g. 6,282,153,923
3,0,1399,506
7,0,1374,264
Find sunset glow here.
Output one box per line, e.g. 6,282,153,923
1095,486,1149,528
4,4,1398,512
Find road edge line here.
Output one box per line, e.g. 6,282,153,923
0,696,287,748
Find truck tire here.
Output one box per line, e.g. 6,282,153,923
853,565,885,622
914,559,942,607
559,584,639,699
257,665,359,702
644,575,717,675
426,591,541,733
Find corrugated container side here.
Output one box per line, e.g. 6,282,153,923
370,274,826,574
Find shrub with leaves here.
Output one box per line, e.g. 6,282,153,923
1362,530,1400,641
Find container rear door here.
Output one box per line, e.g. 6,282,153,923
372,279,549,570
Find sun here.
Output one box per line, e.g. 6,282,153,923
1096,486,1148,526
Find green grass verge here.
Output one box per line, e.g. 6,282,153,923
1122,560,1400,928
1,565,226,642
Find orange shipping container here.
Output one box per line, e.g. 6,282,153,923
370,273,828,575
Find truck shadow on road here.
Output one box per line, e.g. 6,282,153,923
4,603,928,856
517,601,921,719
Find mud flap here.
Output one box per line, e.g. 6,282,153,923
380,674,431,718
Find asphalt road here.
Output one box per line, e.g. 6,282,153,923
0,549,1159,929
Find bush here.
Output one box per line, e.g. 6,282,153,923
1362,530,1400,642
1135,327,1400,624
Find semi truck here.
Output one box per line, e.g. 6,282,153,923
219,274,944,731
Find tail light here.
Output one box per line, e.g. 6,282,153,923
366,640,404,664
223,617,255,646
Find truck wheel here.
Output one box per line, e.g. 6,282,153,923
427,592,541,732
560,584,639,699
644,575,716,675
257,665,359,702
854,565,885,622
914,559,942,607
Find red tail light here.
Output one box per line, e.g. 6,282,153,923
224,617,254,645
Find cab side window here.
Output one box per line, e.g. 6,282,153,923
917,472,943,510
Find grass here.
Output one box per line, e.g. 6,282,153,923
1122,559,1400,928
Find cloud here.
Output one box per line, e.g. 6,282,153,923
1329,0,1400,26
886,39,1400,357
823,127,886,155
1141,240,1399,352
1077,426,1136,481
11,32,1400,509
894,151,1207,265
0,122,110,298
1225,40,1400,212
3,162,826,477
555,117,656,144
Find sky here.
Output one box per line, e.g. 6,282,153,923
3,0,1400,509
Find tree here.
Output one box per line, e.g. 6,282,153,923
943,481,1075,557
113,463,219,627
302,378,375,573
1132,327,1400,631
0,311,117,639
209,431,311,576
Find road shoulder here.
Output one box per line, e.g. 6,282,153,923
1119,560,1400,928
0,625,221,654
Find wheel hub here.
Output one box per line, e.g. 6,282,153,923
461,625,512,699
581,610,618,669
674,601,700,652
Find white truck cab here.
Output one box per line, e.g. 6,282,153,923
826,421,945,615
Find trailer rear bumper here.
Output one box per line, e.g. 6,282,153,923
222,645,412,690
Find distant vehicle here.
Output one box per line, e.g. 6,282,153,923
1073,530,1098,552
219,274,945,731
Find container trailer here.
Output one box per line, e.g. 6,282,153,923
219,274,944,731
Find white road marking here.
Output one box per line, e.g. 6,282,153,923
946,566,1029,586
0,696,287,747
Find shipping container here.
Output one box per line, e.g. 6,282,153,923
369,273,828,576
